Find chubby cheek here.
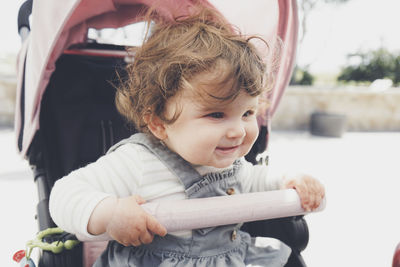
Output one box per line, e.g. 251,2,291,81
180,142,214,166
176,130,215,161
194,131,219,152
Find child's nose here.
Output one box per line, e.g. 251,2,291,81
226,122,245,139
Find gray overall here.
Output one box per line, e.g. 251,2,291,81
93,133,291,267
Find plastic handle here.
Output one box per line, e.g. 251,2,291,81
18,0,33,34
78,189,325,241
141,189,325,232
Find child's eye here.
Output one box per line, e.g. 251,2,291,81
243,110,255,117
206,112,224,119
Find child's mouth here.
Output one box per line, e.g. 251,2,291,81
216,145,239,154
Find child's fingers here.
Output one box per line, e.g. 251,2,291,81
126,226,152,247
309,182,325,209
122,224,148,247
305,182,325,211
291,182,316,211
133,195,146,205
139,230,154,245
313,193,324,210
285,175,326,211
146,214,167,237
295,184,313,211
131,239,141,247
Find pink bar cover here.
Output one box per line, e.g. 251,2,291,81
142,189,325,232
79,189,325,242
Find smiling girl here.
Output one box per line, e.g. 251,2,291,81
49,8,324,267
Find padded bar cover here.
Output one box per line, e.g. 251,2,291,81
78,189,325,241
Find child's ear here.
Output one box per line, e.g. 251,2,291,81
145,114,168,140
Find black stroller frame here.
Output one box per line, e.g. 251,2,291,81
17,1,309,266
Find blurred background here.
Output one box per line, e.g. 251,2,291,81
1,0,399,266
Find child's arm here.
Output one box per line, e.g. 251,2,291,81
49,144,166,244
88,195,167,246
241,158,325,211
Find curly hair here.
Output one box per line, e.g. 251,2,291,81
116,7,270,133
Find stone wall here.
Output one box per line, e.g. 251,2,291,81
272,86,400,131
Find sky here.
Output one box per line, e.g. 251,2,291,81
297,0,400,73
1,0,400,75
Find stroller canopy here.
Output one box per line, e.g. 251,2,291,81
15,0,298,156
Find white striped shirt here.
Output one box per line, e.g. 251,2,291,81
49,143,282,239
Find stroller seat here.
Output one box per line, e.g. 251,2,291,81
15,0,308,266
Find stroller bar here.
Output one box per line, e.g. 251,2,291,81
142,189,325,233
63,48,133,59
77,190,325,241
33,166,56,231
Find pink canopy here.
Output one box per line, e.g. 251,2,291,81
15,0,298,156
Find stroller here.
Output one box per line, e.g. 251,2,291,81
15,0,309,266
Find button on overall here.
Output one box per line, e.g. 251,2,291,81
231,230,237,241
226,187,235,195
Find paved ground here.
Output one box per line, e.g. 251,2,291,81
0,127,37,266
1,127,399,266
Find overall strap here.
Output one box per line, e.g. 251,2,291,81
107,133,202,191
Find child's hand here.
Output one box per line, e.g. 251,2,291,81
282,174,325,212
106,195,167,246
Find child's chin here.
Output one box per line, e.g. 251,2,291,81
210,160,235,169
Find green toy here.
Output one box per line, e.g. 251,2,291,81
13,227,80,266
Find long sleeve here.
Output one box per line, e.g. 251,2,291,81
49,144,143,239
239,158,283,193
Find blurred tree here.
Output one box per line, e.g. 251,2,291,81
337,48,400,85
290,66,314,85
393,55,400,84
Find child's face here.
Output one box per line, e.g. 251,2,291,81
159,88,259,168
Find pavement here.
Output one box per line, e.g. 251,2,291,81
1,127,399,267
